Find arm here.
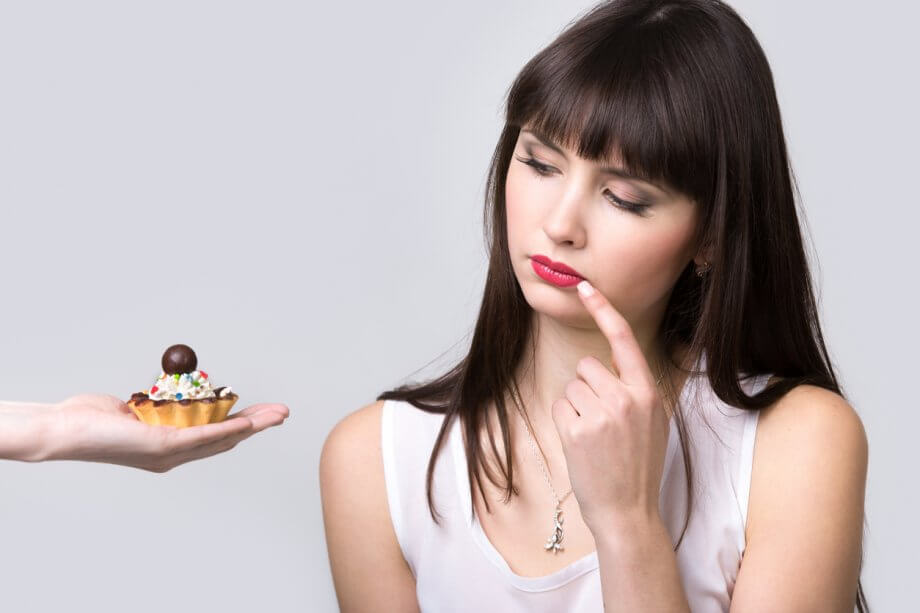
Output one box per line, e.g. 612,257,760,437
0,395,289,470
593,383,868,612
319,400,420,613
0,400,54,462
729,384,868,612
595,512,691,612
566,281,692,610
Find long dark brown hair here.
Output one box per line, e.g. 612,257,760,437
377,0,869,609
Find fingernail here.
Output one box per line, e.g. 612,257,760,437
577,280,595,297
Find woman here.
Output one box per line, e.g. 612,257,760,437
320,0,869,611
1,394,289,472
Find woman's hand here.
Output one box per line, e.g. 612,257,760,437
4,394,289,472
550,280,670,533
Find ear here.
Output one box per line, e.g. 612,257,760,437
693,244,714,267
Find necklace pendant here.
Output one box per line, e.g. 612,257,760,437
544,507,565,553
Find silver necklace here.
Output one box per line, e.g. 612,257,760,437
517,366,667,554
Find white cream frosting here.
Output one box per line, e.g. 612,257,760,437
146,370,232,401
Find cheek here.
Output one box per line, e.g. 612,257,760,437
603,216,695,303
504,165,541,248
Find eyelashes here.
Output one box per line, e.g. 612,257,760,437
514,155,652,216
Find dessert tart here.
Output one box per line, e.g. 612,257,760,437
127,344,238,427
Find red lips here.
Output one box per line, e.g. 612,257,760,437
530,255,584,278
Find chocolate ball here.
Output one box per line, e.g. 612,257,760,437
161,344,198,375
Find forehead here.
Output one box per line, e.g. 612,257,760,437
520,126,624,162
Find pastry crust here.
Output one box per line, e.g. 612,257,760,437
127,391,239,427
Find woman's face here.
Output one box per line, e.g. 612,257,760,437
505,125,701,331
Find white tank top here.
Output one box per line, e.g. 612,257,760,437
381,353,771,612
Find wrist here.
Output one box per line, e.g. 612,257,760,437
0,401,57,462
589,508,666,549
32,402,62,461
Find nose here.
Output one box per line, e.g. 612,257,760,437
542,182,588,248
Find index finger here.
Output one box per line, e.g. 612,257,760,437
576,279,654,387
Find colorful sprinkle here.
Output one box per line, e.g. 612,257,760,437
151,386,159,394
200,371,208,379
174,373,180,382
176,393,183,400
192,381,200,387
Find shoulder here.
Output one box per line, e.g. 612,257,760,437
733,380,868,609
752,378,868,501
319,399,420,612
320,399,389,494
321,399,387,463
754,379,868,467
319,399,388,531
319,399,390,523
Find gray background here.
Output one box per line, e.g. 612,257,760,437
0,1,914,611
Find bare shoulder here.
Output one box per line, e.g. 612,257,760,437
750,378,869,528
754,378,868,467
731,378,868,611
322,398,387,458
320,399,386,499
319,399,420,613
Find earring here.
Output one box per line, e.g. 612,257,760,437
695,260,711,278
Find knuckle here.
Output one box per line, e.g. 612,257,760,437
569,423,587,441
610,325,631,343
594,410,613,428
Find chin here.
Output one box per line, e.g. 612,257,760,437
520,278,588,320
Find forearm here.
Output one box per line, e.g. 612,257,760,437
594,512,691,612
0,401,56,462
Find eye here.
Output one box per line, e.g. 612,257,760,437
516,155,652,217
516,155,554,177
603,189,651,216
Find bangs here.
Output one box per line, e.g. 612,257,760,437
505,16,713,200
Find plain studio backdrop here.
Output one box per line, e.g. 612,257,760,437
0,1,915,611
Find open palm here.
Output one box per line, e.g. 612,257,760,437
47,393,289,472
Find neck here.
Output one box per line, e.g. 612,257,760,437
511,310,687,428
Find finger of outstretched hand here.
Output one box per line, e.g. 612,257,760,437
228,403,290,421
163,416,255,452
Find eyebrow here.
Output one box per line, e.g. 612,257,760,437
521,128,664,191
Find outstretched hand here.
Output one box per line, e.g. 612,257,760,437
44,393,289,472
